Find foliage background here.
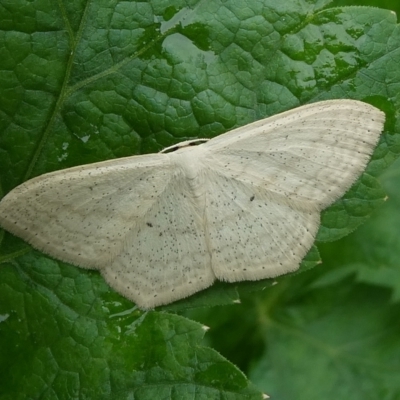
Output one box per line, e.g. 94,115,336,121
1,0,400,399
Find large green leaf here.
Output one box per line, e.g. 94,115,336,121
1,0,400,398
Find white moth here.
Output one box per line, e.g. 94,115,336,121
0,100,385,309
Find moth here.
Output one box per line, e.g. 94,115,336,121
0,100,385,309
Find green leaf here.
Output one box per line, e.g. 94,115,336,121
248,280,400,400
316,156,400,302
1,0,400,398
0,253,263,400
